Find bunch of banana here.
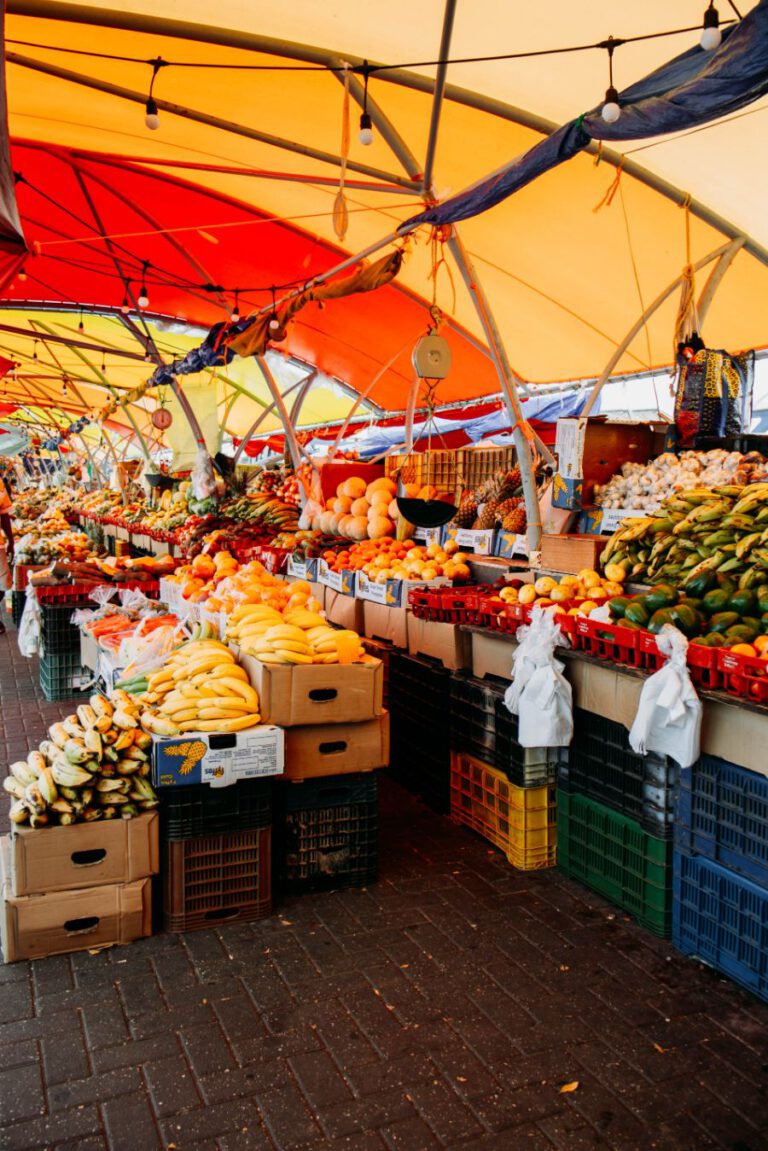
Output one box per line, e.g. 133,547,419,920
3,693,158,827
304,627,366,664
599,483,768,587
225,604,284,648
140,639,261,734
240,623,315,665
188,619,220,642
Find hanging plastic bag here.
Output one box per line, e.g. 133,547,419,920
70,585,119,630
18,586,41,658
190,444,217,502
299,497,322,531
503,605,573,748
629,625,701,768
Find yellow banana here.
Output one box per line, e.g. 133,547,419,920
215,678,259,706
275,649,314,665
178,714,261,733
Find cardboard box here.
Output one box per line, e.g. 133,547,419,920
1,844,152,963
80,631,98,672
152,725,284,788
283,712,389,779
552,474,584,510
494,531,530,560
362,600,408,648
539,534,605,574
324,589,364,631
8,812,159,897
467,628,516,681
238,653,383,727
406,616,470,671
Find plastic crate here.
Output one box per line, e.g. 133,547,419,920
39,651,91,701
160,778,273,841
163,826,272,932
389,651,451,812
459,446,517,490
385,450,458,494
450,673,503,762
673,850,768,1003
493,699,560,789
273,773,378,893
558,709,679,840
685,642,723,690
557,789,673,937
573,616,644,667
451,752,556,870
717,648,768,704
40,603,81,655
675,756,768,888
11,590,24,628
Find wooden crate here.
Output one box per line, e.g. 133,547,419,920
539,534,604,574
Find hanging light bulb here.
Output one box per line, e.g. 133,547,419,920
121,297,130,314
231,291,240,324
78,309,84,334
32,340,38,361
269,313,280,331
17,267,27,282
145,58,164,130
700,2,722,50
601,37,621,124
359,62,374,145
61,376,68,398
138,263,149,309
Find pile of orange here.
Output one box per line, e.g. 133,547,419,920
166,552,320,616
323,538,471,583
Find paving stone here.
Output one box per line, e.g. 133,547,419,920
40,1023,90,1085
379,1114,444,1150
48,1066,142,1112
179,1018,237,1078
0,1062,46,1124
101,1089,161,1151
0,1103,102,1150
144,1053,201,1118
289,1048,355,1108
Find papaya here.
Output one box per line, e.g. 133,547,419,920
702,588,730,615
689,635,713,647
644,583,678,612
607,596,631,620
729,589,757,616
716,573,737,595
741,616,762,633
710,611,741,634
624,601,650,627
678,597,703,613
619,618,641,630
725,624,759,644
704,632,727,647
647,607,677,634
684,570,717,598
669,603,702,638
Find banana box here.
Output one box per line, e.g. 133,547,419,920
152,725,284,789
237,653,383,727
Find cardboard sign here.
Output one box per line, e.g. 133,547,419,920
152,725,284,788
445,527,494,555
494,531,529,559
317,559,356,596
286,555,318,581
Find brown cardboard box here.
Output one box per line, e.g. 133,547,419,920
362,600,408,648
467,629,516,681
407,616,470,671
283,712,389,779
539,534,605,574
1,839,152,962
8,812,159,897
324,589,364,631
238,653,383,727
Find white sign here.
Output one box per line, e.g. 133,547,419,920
555,417,587,479
600,508,649,533
452,528,494,555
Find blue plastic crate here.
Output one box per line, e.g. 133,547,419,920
675,756,768,889
673,849,768,1003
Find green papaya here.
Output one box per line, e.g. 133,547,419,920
619,618,641,630
669,603,703,638
729,589,757,616
624,601,650,627
647,607,677,634
643,583,679,612
684,570,717,598
710,611,741,634
741,616,762,633
704,632,727,647
725,624,759,643
607,596,631,620
716,573,737,595
701,588,731,615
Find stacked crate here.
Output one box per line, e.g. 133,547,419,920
39,602,91,702
556,709,678,937
672,756,768,1003
160,780,273,932
388,651,452,813
448,672,558,870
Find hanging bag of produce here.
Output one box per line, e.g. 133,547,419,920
673,348,753,448
504,605,573,747
628,625,701,769
17,585,41,658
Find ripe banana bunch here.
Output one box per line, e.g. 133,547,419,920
231,622,315,665
305,627,365,664
141,639,261,734
3,692,158,827
225,604,284,647
188,619,219,642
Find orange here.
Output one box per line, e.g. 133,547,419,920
729,643,757,658
753,635,768,654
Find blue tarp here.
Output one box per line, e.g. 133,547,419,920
403,3,768,230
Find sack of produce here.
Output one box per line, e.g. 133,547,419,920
629,625,702,768
17,586,41,658
504,605,573,747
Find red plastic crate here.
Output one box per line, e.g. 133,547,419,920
638,630,666,671
686,642,723,690
574,616,643,667
717,648,768,703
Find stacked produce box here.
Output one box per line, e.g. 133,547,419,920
672,756,768,1002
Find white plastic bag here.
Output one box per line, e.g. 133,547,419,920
71,585,118,629
504,605,573,748
17,586,41,657
191,445,217,502
629,625,702,768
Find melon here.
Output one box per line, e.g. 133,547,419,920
347,516,370,541
319,511,335,535
368,516,395,539
331,495,353,516
366,477,397,498
328,513,345,535
338,477,367,500
368,489,391,509
337,514,355,536
350,497,370,517
387,499,400,520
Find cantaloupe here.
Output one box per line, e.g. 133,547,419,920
330,495,353,516
368,490,391,509
346,516,370,541
319,511,335,535
368,516,395,539
337,514,355,536
387,499,400,520
338,477,367,500
366,477,397,498
350,497,370,517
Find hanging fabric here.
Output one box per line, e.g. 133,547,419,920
673,348,754,447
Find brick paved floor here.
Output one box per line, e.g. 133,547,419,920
2,618,768,1151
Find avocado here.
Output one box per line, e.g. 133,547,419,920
607,596,631,620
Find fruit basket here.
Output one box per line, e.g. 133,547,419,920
717,647,768,703
572,616,643,666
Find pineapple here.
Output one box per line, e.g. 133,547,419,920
502,506,527,533
476,501,499,530
453,492,478,528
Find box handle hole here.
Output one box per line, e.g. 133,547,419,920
318,741,348,756
71,849,107,867
64,916,100,935
309,689,337,702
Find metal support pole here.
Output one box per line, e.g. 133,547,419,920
255,355,303,471
423,0,457,195
697,236,746,327
231,376,307,466
447,230,545,554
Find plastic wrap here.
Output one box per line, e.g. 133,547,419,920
17,586,41,658
629,625,702,768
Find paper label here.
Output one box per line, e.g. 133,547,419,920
317,560,356,596
450,528,494,555
555,417,587,479
287,555,317,580
598,508,648,533
413,526,442,545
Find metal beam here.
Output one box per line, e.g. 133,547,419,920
8,2,767,266
231,375,307,466
423,0,457,195
0,320,146,359
697,236,747,327
7,52,421,192
255,355,303,470
332,63,423,183
581,240,735,418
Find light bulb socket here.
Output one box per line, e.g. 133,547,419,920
359,112,374,146
145,97,160,130
701,3,721,49
138,289,149,308
121,299,130,314
602,87,621,123
17,268,27,281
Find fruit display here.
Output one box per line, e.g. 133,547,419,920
309,475,407,541
489,569,624,616
138,640,262,735
451,468,527,533
14,530,94,565
600,483,768,587
248,466,302,508
595,449,768,512
28,553,176,588
607,576,768,652
221,491,300,532
165,553,321,616
3,693,158,826
271,529,348,557
321,537,472,582
226,603,365,665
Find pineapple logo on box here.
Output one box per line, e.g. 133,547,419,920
164,740,207,775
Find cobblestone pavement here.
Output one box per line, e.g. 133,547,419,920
2,620,768,1151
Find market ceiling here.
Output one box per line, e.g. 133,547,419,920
1,0,767,433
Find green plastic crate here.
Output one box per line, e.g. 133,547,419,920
557,788,672,937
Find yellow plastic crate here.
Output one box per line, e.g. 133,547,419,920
450,751,557,870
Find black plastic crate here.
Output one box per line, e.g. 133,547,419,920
163,826,272,932
39,651,91,701
558,709,679,840
493,699,559,789
40,603,81,655
389,652,452,812
273,773,378,894
160,778,273,840
450,673,503,762
11,590,24,628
